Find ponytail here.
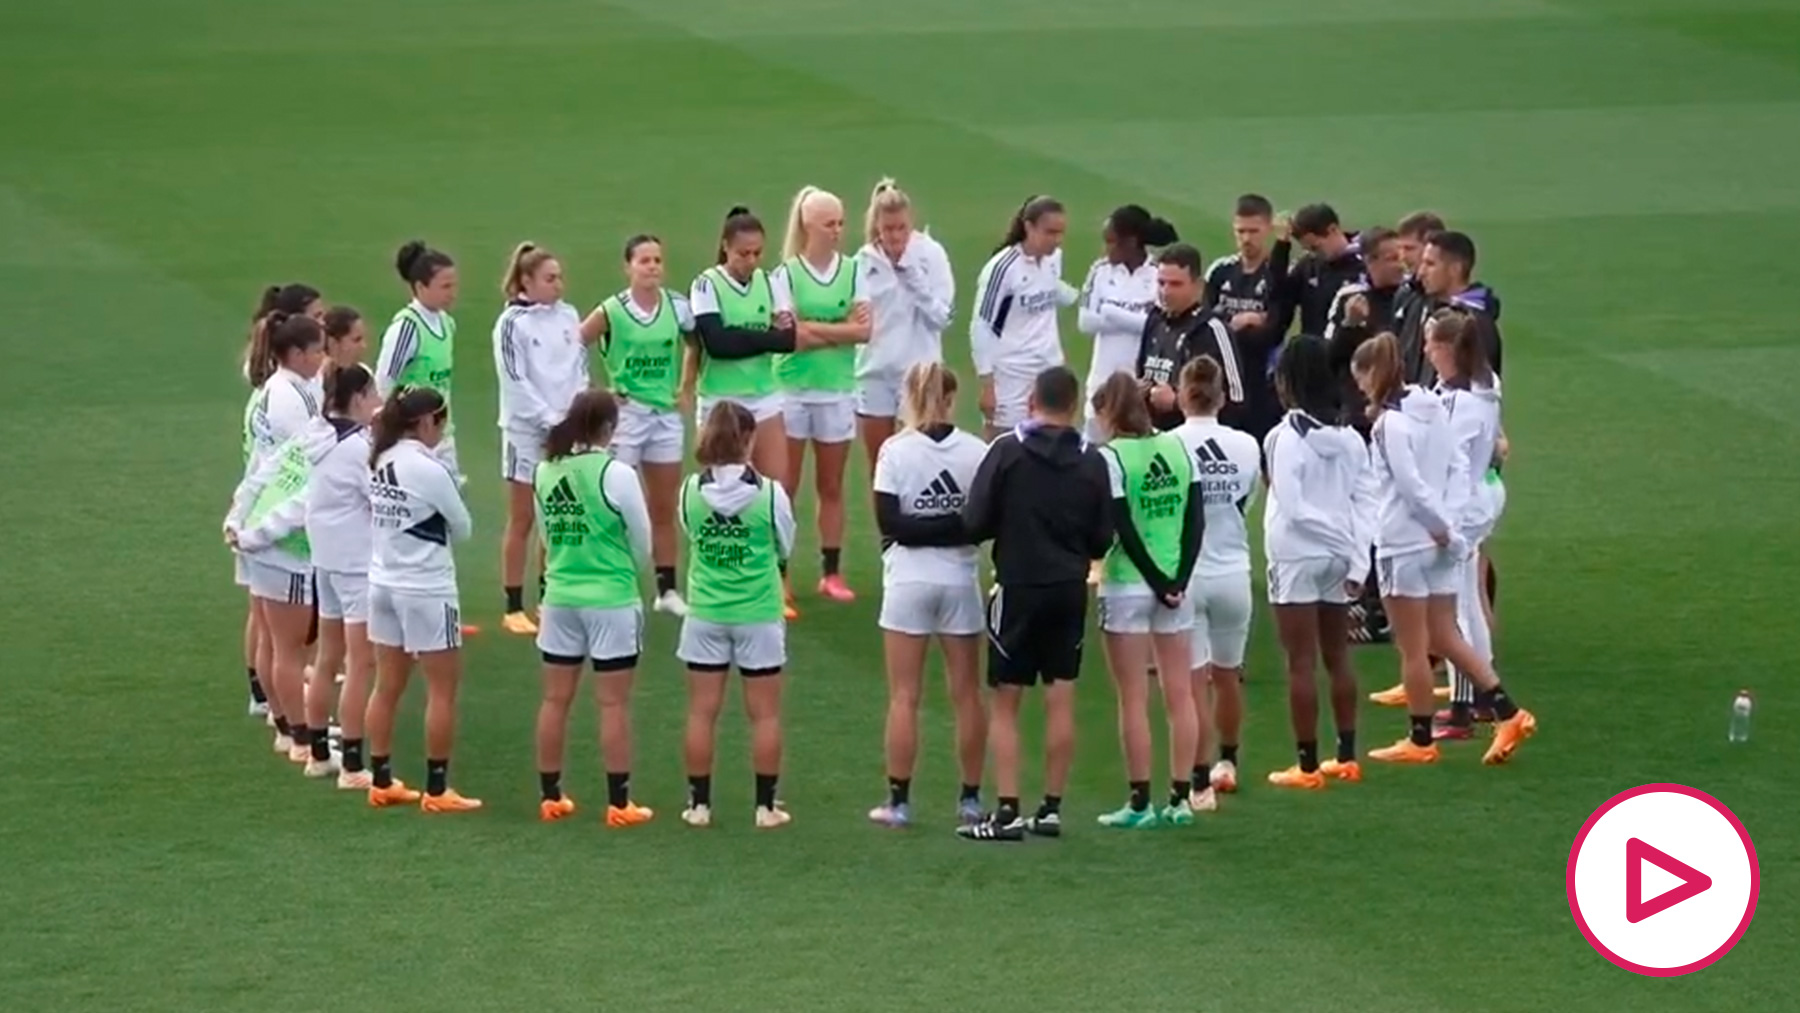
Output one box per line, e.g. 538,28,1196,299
899,361,958,431
244,313,279,388
864,177,912,245
1178,355,1225,417
1425,308,1491,390
996,194,1065,253
781,186,819,263
1351,332,1405,420
1090,370,1153,438
395,240,454,290
543,389,620,460
718,206,763,265
695,400,757,467
501,242,557,300
325,363,375,418
368,386,448,467
245,283,319,385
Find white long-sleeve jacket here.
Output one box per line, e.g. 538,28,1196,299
1262,410,1376,585
307,421,373,575
1438,378,1504,545
225,416,343,574
855,231,954,381
247,366,322,473
1077,257,1156,392
1370,385,1461,558
970,244,1077,379
494,299,588,436
370,438,473,596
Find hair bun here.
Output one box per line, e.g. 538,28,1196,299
395,240,427,277
725,205,752,219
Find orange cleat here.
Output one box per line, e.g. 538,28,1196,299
461,623,482,637
421,789,483,813
1483,709,1537,765
605,802,655,828
501,611,539,636
540,796,576,822
1368,738,1441,764
1266,766,1326,790
1368,684,1408,707
1320,759,1363,783
368,780,422,807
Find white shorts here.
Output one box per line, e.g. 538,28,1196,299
1376,547,1461,599
1267,558,1354,606
1190,571,1253,668
233,554,250,589
855,375,903,418
879,581,985,636
244,557,312,606
367,585,462,654
501,430,542,484
985,372,1037,431
537,604,644,669
316,569,370,623
612,402,685,467
1097,592,1195,635
677,618,786,673
698,392,784,425
782,393,856,443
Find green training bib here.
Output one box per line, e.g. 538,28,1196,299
535,451,641,610
774,255,857,393
682,473,782,624
247,437,312,559
696,267,778,400
392,305,457,432
1102,432,1192,586
601,290,682,412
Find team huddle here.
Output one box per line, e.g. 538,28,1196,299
224,179,1535,839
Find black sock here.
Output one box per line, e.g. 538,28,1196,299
655,567,676,596
998,796,1020,821
426,758,449,796
539,771,561,802
1409,715,1433,747
1220,744,1239,767
372,755,392,789
1448,702,1473,728
607,771,630,808
247,667,267,703
291,724,310,751
1193,764,1211,790
273,715,292,738
1128,781,1150,811
342,739,364,773
1297,740,1319,773
688,775,712,807
1488,683,1519,721
1335,730,1356,763
504,585,524,613
754,773,779,809
821,547,841,576
887,777,911,806
959,782,981,803
311,727,332,762
1038,794,1062,817
1170,780,1190,806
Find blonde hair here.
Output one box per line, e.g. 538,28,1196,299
501,242,558,299
781,186,842,262
899,361,958,431
864,177,913,245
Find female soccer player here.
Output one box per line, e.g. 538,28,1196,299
363,387,479,811
1078,206,1176,440
243,284,322,382
376,240,461,476
1257,337,1371,789
1352,334,1535,765
676,402,796,829
323,306,367,370
1090,372,1205,829
970,196,1078,440
773,186,873,604
585,234,697,617
494,242,589,636
689,208,796,483
533,390,656,827
1425,310,1505,738
1168,355,1262,803
854,178,954,472
868,362,988,828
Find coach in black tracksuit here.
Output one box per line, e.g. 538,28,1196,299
1274,203,1366,340
1395,230,1504,386
1137,243,1251,432
1322,226,1408,429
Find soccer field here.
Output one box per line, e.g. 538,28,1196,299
3,0,1797,1009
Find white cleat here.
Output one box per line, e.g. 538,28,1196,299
333,672,346,686
287,743,311,765
1188,786,1219,813
755,805,792,829
265,710,277,728
272,732,295,755
1210,760,1239,794
681,804,712,828
304,755,341,779
337,769,372,791
248,698,270,719
654,590,691,617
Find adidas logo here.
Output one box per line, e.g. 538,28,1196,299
1193,438,1240,476
912,469,965,512
698,511,750,540
542,476,584,517
371,462,406,501
1143,452,1180,491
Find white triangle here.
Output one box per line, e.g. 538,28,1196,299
1640,860,1685,905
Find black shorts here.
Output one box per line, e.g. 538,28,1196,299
986,581,1087,687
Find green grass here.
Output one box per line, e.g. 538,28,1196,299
2,1,1796,1010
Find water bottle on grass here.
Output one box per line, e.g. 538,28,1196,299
1728,691,1753,743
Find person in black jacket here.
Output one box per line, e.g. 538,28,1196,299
1139,243,1251,433
1205,195,1286,438
1274,202,1365,339
1394,230,1503,386
1323,226,1408,430
957,366,1112,842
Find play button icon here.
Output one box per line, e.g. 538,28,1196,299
1569,784,1758,976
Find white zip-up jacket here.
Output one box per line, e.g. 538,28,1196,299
248,367,322,473
1077,258,1156,393
225,416,343,574
370,438,473,596
1172,415,1263,578
1370,385,1461,558
307,420,373,575
1438,378,1504,544
1262,410,1377,585
855,231,954,381
494,298,588,436
970,244,1078,379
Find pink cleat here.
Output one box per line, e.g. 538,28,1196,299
817,574,856,603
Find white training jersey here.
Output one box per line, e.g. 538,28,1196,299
856,232,954,380
307,420,373,575
1370,385,1458,558
1262,410,1377,585
1437,378,1503,540
248,367,321,473
872,426,988,587
1171,416,1263,578
494,298,588,435
970,244,1077,379
369,438,472,596
1078,257,1157,393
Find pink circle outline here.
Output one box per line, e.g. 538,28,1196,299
1566,782,1760,976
